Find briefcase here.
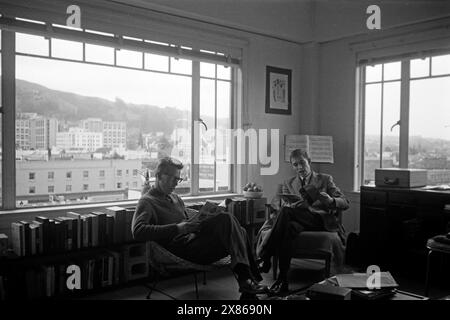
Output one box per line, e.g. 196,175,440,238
375,168,427,188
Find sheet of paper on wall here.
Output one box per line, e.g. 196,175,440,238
284,134,334,163
284,135,308,162
308,135,334,163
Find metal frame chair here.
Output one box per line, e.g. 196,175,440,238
424,236,450,297
145,241,231,300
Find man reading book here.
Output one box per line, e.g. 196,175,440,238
257,148,350,295
132,157,267,297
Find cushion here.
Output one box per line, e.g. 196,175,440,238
427,236,450,252
147,241,230,276
292,231,345,267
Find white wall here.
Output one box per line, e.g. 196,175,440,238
314,0,450,42
119,0,314,43
242,35,305,203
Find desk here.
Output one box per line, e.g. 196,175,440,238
360,186,450,271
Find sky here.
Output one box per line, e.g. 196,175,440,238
364,58,450,140
12,33,232,118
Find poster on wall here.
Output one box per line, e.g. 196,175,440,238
265,66,292,115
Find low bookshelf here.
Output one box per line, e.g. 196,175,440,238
0,198,268,300
0,206,149,300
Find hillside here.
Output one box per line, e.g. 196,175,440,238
15,79,188,135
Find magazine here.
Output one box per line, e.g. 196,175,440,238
186,199,229,223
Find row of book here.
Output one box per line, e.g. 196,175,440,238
226,197,267,226
3,249,126,300
10,206,136,257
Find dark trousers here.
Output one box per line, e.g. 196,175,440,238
166,212,262,282
261,206,325,281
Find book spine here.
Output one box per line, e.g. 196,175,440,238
90,215,99,247
19,221,31,256
35,216,50,253
11,223,23,256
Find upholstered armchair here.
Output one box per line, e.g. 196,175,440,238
257,186,347,280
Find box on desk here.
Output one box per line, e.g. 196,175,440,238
375,168,427,188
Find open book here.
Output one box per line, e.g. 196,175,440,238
279,185,320,205
186,199,229,223
279,193,302,202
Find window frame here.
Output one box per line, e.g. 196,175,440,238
358,52,450,188
1,22,239,210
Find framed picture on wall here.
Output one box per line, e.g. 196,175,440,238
265,65,292,115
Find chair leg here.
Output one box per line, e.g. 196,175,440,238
146,273,160,300
272,256,278,280
324,257,331,279
194,273,199,300
425,250,433,297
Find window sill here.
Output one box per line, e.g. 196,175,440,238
0,193,241,216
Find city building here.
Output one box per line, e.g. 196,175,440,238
16,113,58,150
56,127,103,152
102,121,127,149
15,159,143,206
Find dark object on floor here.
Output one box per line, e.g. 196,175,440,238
306,283,351,300
425,235,450,297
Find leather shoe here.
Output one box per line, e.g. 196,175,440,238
257,259,271,273
238,279,270,295
269,279,289,295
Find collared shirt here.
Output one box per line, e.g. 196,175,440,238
299,172,312,188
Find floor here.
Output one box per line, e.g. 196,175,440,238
78,259,450,300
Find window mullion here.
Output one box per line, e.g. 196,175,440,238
399,60,410,168
2,30,16,209
358,66,366,189
191,60,200,195
380,66,384,169
214,75,217,192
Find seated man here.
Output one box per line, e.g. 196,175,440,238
132,157,268,297
257,148,350,295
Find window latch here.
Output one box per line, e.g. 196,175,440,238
198,118,208,131
390,120,401,131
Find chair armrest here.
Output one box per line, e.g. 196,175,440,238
265,204,278,219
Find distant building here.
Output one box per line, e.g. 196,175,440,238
16,113,58,150
81,117,103,133
15,159,143,205
103,121,127,149
56,127,103,152
427,169,450,185
422,157,447,169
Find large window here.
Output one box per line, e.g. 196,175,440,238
360,53,450,186
1,24,236,209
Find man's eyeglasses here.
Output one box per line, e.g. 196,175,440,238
163,173,183,183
